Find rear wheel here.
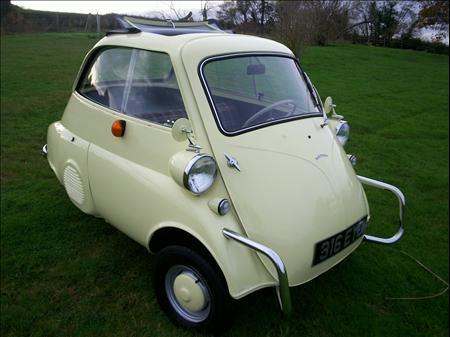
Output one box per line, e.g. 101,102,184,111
153,245,231,332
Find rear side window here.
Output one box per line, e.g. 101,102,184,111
78,47,187,127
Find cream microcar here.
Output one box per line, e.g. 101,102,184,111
43,17,406,331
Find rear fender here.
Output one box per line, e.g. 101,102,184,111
47,122,97,215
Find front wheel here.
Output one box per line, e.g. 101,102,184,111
153,245,232,332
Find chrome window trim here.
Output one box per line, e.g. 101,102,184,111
198,52,323,137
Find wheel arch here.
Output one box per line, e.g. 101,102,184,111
147,222,277,299
148,225,230,293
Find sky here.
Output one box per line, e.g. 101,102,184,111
12,1,210,19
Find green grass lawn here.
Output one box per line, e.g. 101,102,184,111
1,33,448,337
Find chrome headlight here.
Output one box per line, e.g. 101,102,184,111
336,121,350,146
183,154,217,194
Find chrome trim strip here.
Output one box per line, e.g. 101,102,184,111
357,175,406,244
222,228,292,315
41,144,48,159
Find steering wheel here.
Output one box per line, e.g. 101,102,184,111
242,99,297,128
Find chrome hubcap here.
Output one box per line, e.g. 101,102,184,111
165,265,211,322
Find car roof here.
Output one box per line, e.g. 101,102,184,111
94,31,293,61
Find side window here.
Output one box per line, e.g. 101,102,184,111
78,48,187,126
124,50,187,125
78,48,132,111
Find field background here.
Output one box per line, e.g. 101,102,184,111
1,33,448,337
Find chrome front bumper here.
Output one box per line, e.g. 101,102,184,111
357,175,405,244
223,175,405,315
223,228,292,314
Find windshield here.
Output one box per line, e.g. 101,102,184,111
201,55,321,135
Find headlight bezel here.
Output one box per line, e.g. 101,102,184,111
183,154,218,195
335,121,350,146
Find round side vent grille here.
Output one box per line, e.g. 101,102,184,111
63,165,85,205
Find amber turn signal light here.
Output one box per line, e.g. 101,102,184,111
111,119,126,137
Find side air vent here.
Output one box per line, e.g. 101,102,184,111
63,165,85,205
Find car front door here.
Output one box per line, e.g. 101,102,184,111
183,50,368,283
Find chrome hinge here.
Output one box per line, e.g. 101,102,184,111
224,153,241,171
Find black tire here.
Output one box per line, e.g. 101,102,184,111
153,245,232,333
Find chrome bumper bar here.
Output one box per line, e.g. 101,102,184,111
222,228,292,315
41,144,48,159
222,176,404,315
357,175,406,244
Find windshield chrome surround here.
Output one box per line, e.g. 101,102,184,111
198,52,323,137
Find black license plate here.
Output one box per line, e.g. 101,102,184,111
312,217,368,266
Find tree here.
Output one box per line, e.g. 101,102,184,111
348,1,373,42
1,0,11,20
260,0,266,25
379,1,401,45
349,1,418,46
276,1,306,56
216,0,276,32
155,1,194,21
200,0,217,21
418,0,449,27
236,0,251,23
217,1,240,27
275,0,352,51
417,0,449,40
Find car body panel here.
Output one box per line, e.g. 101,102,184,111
47,121,97,215
47,92,278,299
194,117,368,285
46,31,372,299
181,40,369,285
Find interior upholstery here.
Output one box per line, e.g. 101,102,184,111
212,96,264,132
83,85,188,124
